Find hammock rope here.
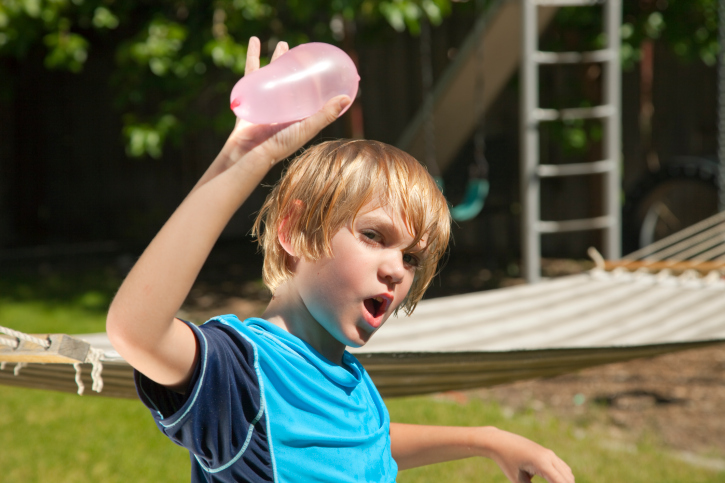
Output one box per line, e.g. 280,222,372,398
0,324,51,349
589,246,725,278
644,224,725,262
14,362,26,376
0,325,105,395
625,210,725,261
71,347,104,395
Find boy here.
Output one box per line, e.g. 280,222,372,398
107,37,574,483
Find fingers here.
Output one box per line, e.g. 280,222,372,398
302,95,351,132
236,95,350,167
536,455,575,483
245,37,261,75
326,95,352,117
551,457,575,483
271,41,289,62
272,95,350,158
246,38,288,75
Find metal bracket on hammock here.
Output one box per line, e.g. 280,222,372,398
0,333,91,364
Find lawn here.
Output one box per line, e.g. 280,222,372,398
1,382,722,482
0,270,722,482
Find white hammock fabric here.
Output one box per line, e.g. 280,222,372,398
1,213,724,398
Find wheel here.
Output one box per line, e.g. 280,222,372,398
622,156,721,254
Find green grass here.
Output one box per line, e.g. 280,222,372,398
1,272,723,482
0,385,190,482
0,269,117,334
387,397,724,483
1,384,722,482
0,299,108,334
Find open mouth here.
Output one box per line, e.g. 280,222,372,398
364,297,383,318
363,296,390,325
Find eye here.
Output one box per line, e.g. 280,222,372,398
403,252,420,268
360,230,382,244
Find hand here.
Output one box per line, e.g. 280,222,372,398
219,38,351,175
485,429,574,483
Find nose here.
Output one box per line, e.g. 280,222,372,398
378,250,406,287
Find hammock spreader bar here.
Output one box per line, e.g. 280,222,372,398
0,327,104,395
0,331,89,364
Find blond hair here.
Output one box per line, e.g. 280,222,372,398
252,139,450,315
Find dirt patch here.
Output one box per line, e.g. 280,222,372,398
469,344,725,457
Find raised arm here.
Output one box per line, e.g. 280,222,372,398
106,37,350,391
390,422,574,483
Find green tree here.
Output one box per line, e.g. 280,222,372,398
0,0,718,158
547,0,720,69
0,0,451,158
545,0,720,155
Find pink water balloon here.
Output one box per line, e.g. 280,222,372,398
230,42,359,124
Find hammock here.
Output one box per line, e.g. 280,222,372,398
2,212,725,399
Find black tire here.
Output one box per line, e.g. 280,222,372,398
622,156,721,255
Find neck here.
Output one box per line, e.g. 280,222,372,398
261,283,347,365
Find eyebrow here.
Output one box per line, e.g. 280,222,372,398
357,211,396,233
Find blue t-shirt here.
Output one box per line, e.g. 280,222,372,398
135,315,398,482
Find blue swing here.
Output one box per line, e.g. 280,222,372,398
450,177,490,221
432,168,489,222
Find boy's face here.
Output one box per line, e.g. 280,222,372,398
292,200,424,349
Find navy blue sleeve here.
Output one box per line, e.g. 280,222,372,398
134,319,272,480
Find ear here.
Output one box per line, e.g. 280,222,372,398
277,200,304,258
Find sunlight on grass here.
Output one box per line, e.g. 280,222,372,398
0,269,118,335
0,385,189,483
0,388,721,482
0,299,108,334
387,396,725,483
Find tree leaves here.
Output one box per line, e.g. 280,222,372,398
2,0,455,159
2,0,719,159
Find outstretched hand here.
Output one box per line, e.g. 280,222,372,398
390,422,574,483
488,429,574,483
209,37,350,182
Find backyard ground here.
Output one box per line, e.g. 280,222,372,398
1,243,723,478
468,344,725,466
